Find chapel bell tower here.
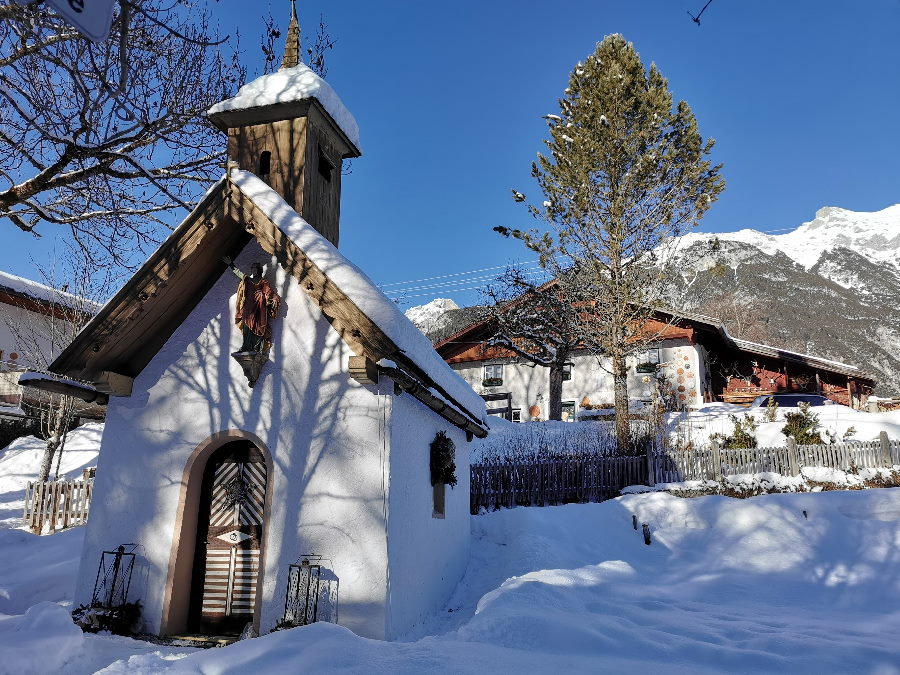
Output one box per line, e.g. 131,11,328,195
207,1,361,247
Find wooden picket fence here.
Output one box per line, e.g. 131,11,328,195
652,432,900,483
23,478,93,534
470,456,646,514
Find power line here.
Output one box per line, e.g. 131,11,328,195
380,226,801,304
384,267,548,295
378,262,538,289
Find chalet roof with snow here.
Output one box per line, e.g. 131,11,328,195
49,171,487,433
0,270,99,316
432,303,877,384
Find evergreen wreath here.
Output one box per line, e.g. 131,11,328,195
430,431,458,487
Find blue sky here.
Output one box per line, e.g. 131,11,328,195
5,0,899,307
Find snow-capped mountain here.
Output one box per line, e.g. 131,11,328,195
669,204,900,395
405,298,459,335
676,204,900,293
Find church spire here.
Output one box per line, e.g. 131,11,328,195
280,0,301,70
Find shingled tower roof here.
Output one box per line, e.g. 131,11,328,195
280,0,301,70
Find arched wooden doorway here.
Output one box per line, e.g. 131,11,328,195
188,440,267,634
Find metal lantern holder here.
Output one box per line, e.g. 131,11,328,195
282,554,332,627
90,544,137,609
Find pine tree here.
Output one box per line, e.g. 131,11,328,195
498,34,724,448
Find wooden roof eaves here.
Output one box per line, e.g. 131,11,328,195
726,338,877,383
49,179,230,379
208,98,361,159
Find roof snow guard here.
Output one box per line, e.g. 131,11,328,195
49,171,487,438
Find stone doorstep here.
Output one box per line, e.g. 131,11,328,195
162,633,239,648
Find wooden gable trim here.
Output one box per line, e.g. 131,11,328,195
227,187,397,362
227,183,487,431
50,176,486,432
50,181,249,382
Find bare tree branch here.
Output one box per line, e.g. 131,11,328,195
0,0,244,269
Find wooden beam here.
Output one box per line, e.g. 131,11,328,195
93,371,134,397
348,356,378,385
227,184,489,425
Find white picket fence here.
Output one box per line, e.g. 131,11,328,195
652,432,900,484
23,478,94,533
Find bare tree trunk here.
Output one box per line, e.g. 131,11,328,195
53,423,70,480
613,354,630,450
37,440,56,484
548,360,564,421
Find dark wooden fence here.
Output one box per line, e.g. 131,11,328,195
473,432,900,513
470,456,646,514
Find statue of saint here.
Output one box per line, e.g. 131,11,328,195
223,257,281,354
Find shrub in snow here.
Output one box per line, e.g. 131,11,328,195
711,413,758,449
781,402,823,445
659,466,900,499
72,601,141,635
473,418,660,464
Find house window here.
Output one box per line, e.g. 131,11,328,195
562,363,573,381
483,363,503,387
562,400,576,422
636,348,660,373
511,408,521,423
432,482,445,519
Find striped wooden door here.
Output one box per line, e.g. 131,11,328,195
198,446,266,633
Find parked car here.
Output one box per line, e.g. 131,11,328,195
750,393,832,408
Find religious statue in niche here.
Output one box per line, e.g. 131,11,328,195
223,257,282,386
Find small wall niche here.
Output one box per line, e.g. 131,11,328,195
317,146,334,183
258,151,271,179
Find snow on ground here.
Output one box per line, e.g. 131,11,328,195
79,489,900,673
0,423,102,528
670,402,900,449
2,423,899,673
475,403,900,463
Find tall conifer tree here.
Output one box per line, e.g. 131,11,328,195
499,34,724,446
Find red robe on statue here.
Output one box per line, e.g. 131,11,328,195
235,277,281,351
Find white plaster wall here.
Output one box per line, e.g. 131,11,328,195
452,360,550,420
0,303,67,369
73,240,397,639
451,341,707,419
383,392,470,638
648,339,704,407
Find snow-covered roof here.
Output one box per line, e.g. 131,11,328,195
208,62,360,151
0,270,99,313
231,170,486,421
